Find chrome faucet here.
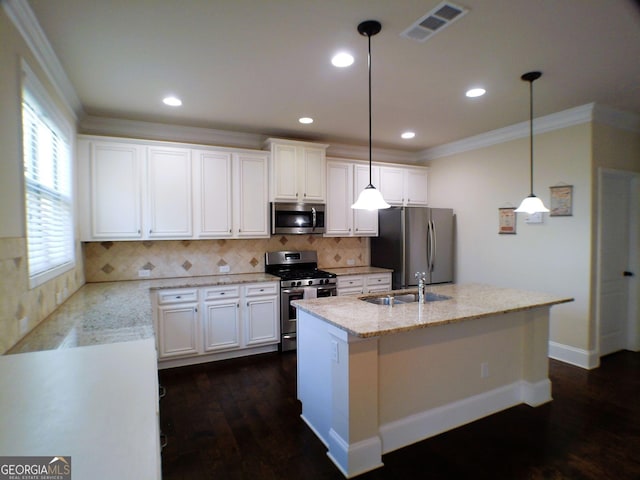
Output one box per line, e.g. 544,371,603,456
415,272,427,303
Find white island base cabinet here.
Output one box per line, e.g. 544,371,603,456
297,307,552,478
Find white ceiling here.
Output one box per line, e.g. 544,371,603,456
27,0,640,153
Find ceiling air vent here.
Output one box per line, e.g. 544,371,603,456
400,2,468,43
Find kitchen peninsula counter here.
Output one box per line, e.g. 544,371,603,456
322,266,393,276
293,283,572,478
9,273,277,354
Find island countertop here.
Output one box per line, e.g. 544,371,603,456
292,283,573,338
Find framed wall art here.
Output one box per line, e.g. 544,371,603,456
550,185,573,216
498,207,516,234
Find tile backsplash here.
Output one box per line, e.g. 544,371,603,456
0,237,84,354
84,236,370,282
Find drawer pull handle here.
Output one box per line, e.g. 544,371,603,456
175,295,181,299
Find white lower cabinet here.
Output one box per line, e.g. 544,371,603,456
202,285,241,352
336,273,392,296
154,282,279,366
156,289,200,358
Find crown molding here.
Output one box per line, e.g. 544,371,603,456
327,142,418,165
419,103,596,161
3,0,83,118
79,115,266,150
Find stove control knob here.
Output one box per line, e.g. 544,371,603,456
295,281,301,287
308,280,313,286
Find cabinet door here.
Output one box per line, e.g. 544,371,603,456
244,296,279,346
203,300,240,352
405,168,428,206
353,164,379,235
157,304,199,358
235,153,269,237
271,144,299,201
301,147,326,202
147,146,192,238
325,161,352,236
378,166,405,205
86,141,143,240
193,150,233,237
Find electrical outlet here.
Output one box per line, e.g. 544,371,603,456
19,317,29,336
331,340,339,363
138,269,151,278
347,259,355,266
481,362,489,378
219,265,230,273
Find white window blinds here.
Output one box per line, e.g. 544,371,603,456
22,63,75,287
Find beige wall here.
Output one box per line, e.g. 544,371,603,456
0,9,85,354
427,123,592,351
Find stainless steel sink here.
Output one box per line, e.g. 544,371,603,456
362,292,451,305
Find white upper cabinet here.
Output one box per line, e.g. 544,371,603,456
325,160,378,237
193,150,233,237
265,138,328,203
147,146,193,238
78,135,269,241
193,150,269,239
379,165,428,206
78,138,144,241
234,152,269,237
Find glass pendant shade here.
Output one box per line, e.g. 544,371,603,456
351,184,390,210
514,194,549,214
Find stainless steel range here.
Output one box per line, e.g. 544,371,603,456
265,250,337,351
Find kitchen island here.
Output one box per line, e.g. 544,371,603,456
293,283,573,478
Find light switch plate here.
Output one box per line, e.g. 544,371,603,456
219,265,230,273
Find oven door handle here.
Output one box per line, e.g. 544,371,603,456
282,288,305,295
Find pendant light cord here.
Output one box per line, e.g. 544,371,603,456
367,32,373,187
528,78,534,196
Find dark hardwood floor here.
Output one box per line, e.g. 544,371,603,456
158,350,640,479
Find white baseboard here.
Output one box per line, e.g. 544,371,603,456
379,381,550,454
327,428,383,479
548,341,599,369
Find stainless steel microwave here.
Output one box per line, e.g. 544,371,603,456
271,203,325,235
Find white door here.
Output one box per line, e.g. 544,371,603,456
88,142,143,239
147,146,192,238
235,153,269,237
194,150,233,237
325,161,352,236
301,146,326,202
157,304,200,358
598,170,638,356
244,296,279,346
203,300,240,352
353,164,379,235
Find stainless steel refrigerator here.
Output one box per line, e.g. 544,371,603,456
371,207,454,289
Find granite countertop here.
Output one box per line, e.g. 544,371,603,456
323,266,393,276
8,273,278,354
292,283,573,338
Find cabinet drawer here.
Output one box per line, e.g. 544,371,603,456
367,273,391,286
337,276,364,288
157,289,198,305
244,282,278,297
202,285,240,300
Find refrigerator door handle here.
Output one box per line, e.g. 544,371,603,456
429,219,436,273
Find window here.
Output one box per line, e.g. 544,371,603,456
22,62,75,287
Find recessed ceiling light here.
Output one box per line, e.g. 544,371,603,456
331,52,354,67
162,96,182,107
465,88,486,98
401,131,416,139
299,117,314,124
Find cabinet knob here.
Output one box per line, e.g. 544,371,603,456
176,295,181,299
149,229,153,233
355,228,358,232
303,192,306,197
137,229,141,234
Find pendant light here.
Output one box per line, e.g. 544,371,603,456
351,20,390,211
514,71,549,214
